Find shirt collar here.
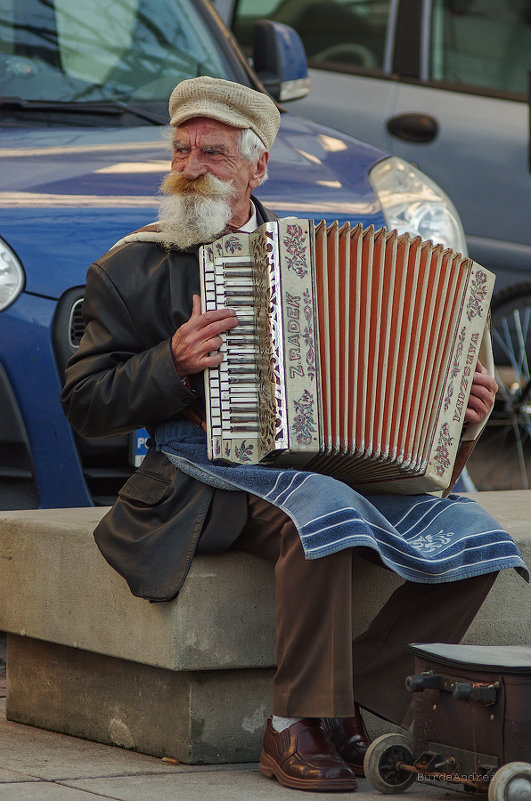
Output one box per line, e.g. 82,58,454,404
232,201,258,233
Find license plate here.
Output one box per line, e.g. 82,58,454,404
130,427,149,467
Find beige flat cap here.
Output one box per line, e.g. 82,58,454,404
169,76,280,150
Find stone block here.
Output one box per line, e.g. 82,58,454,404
459,491,531,646
6,634,274,764
0,506,404,671
0,507,277,671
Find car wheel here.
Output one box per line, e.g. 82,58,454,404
467,281,531,490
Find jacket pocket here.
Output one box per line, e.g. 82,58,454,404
117,447,176,505
118,471,171,505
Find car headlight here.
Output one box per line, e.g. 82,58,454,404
370,156,467,255
0,238,25,312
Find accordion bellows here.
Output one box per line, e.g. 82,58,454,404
199,219,494,493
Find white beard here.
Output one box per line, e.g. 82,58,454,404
157,173,236,250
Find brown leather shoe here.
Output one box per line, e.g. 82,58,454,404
321,707,371,776
259,717,358,791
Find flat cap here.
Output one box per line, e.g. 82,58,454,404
169,76,280,151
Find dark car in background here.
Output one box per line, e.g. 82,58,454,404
0,0,490,510
218,0,531,491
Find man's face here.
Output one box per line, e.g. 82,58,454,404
170,117,267,228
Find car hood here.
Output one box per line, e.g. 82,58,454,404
0,114,387,298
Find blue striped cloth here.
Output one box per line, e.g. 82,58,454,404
155,419,529,585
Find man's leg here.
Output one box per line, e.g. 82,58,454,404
352,571,498,725
235,495,496,720
232,493,357,717
232,493,359,791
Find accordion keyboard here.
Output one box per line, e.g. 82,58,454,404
203,260,261,441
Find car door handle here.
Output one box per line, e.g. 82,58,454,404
387,113,439,143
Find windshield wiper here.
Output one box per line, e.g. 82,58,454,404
0,96,121,115
0,96,166,124
99,97,167,125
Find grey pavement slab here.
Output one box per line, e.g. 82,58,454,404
0,692,455,801
0,785,102,800
0,704,178,781
63,769,453,801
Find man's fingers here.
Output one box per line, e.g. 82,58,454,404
188,295,236,327
465,388,492,422
473,360,498,393
472,370,498,395
204,335,223,353
190,294,202,318
172,299,239,376
203,350,224,367
202,307,238,326
188,305,238,337
205,316,239,341
464,361,498,424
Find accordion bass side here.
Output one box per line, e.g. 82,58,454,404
199,219,495,494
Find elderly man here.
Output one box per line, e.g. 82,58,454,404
62,77,527,793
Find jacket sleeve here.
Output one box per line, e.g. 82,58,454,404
61,261,198,438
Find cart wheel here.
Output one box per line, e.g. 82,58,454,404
488,762,531,801
363,732,416,794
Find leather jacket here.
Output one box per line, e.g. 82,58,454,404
61,197,278,601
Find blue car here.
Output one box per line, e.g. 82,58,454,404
0,0,467,509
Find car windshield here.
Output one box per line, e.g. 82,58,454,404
0,0,239,115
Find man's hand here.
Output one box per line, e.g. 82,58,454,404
171,294,238,378
465,361,498,424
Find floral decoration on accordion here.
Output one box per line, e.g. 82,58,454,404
252,229,285,449
433,422,454,476
443,326,466,412
224,235,243,254
303,288,316,381
466,270,488,321
234,440,254,462
282,224,309,279
291,389,316,446
250,228,274,266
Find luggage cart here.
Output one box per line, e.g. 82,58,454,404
364,644,531,799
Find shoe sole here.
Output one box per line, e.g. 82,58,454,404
345,762,365,777
259,751,358,792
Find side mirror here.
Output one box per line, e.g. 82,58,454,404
252,20,310,103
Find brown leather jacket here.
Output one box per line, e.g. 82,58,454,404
61,197,278,601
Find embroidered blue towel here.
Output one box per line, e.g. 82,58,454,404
156,419,529,585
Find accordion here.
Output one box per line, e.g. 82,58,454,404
199,218,494,494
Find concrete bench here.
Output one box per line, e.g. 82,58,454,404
0,492,529,764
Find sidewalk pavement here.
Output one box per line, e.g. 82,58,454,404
0,669,459,801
